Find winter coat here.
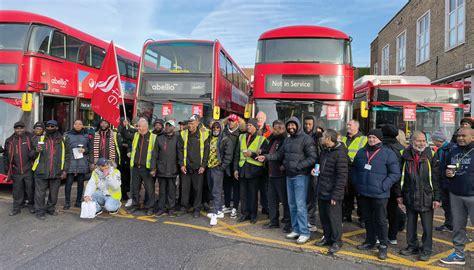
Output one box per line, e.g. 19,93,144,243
382,137,405,198
211,122,234,172
222,125,241,176
64,129,91,174
445,142,474,196
266,117,317,177
317,143,349,201
33,131,67,179
4,132,34,175
435,141,455,189
151,132,179,178
261,134,286,178
353,143,401,199
233,132,268,179
401,146,441,212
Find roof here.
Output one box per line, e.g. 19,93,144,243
259,25,350,40
0,10,139,61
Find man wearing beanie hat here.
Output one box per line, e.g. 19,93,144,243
381,124,406,245
353,128,401,260
92,119,121,166
233,118,268,224
33,122,45,138
460,118,473,129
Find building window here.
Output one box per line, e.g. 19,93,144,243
416,10,430,65
396,30,406,74
381,44,389,75
445,0,465,50
373,62,378,75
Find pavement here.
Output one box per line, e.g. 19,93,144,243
0,184,472,269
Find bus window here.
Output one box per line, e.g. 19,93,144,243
127,61,138,79
91,46,105,69
226,57,233,82
50,31,66,59
219,51,227,77
66,36,84,62
118,57,127,76
28,25,54,55
0,23,29,51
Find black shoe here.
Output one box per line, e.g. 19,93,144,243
342,216,352,222
282,224,292,233
262,209,269,216
202,203,210,212
378,246,388,260
63,203,70,210
155,210,166,217
329,243,341,254
127,207,138,214
46,210,58,216
359,221,366,229
74,202,81,208
193,211,200,218
9,209,21,216
315,239,332,247
36,213,46,220
28,206,35,214
419,253,430,261
262,222,279,229
399,247,419,256
146,209,154,216
168,210,176,218
435,224,453,232
238,215,250,223
357,243,376,250
250,218,257,224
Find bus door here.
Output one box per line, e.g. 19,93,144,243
42,96,74,134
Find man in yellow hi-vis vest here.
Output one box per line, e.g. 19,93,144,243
177,114,210,218
32,120,67,220
341,120,368,225
127,118,157,216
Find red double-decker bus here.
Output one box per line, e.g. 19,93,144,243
0,10,140,183
134,40,251,123
253,25,353,131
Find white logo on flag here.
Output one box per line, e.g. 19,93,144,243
95,75,117,93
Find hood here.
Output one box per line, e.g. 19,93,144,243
285,117,301,136
304,115,318,135
211,121,223,136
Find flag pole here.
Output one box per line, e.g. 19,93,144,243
111,41,128,122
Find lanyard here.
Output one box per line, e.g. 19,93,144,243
456,148,474,168
366,148,381,165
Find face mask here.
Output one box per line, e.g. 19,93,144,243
46,129,56,134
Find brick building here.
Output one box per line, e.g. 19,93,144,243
370,0,473,117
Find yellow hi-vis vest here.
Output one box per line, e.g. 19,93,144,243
401,150,435,190
130,132,157,169
180,129,209,167
32,135,65,172
342,135,368,162
92,168,122,200
238,133,264,167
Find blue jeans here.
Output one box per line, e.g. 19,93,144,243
287,175,310,237
92,192,121,212
207,168,224,214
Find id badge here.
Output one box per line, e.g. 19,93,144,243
364,164,372,170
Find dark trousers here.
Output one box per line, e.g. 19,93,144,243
157,177,176,211
12,172,34,211
119,164,131,201
343,176,362,219
202,171,211,205
440,188,453,229
224,175,240,209
131,167,155,209
240,177,259,219
387,195,401,240
34,177,61,215
207,168,224,213
406,208,434,255
180,172,204,211
268,176,290,225
307,176,318,225
258,176,269,213
65,173,85,205
359,196,389,247
318,199,343,245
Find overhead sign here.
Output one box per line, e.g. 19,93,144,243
146,80,207,95
326,106,340,120
266,75,316,93
162,103,173,116
403,106,416,121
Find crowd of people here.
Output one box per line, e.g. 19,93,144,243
3,113,473,265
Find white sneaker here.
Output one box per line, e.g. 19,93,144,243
222,207,232,214
285,232,300,240
308,223,317,232
230,208,237,219
210,215,218,226
206,213,214,218
216,211,224,219
296,235,310,244
125,199,133,207
389,239,397,245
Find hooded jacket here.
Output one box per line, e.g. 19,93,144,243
151,131,179,178
261,133,286,178
304,116,324,157
445,142,474,196
64,129,91,174
317,142,349,201
222,123,241,176
400,146,440,212
4,132,35,175
84,161,121,199
266,117,317,177
208,121,234,172
33,131,67,179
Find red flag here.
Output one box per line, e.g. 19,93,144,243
91,41,122,127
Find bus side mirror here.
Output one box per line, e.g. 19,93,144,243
360,101,368,118
213,106,220,120
21,93,33,112
244,104,252,119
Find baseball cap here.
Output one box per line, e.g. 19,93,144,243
14,121,25,128
189,114,200,122
165,120,176,127
228,114,239,122
96,158,108,166
46,120,58,127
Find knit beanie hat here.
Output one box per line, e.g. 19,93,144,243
368,129,383,141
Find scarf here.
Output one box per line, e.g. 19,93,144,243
93,129,116,161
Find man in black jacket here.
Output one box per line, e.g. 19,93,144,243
261,120,291,232
313,129,348,253
151,120,179,217
399,131,441,261
206,121,233,226
4,122,35,216
32,120,67,220
258,117,317,245
222,114,241,218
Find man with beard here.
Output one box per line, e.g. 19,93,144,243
222,114,242,219
257,117,317,245
92,119,121,166
32,120,67,220
153,119,165,136
4,122,35,216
